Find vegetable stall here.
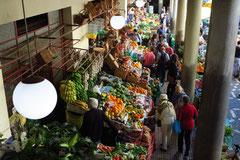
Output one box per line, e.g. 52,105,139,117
0,3,162,160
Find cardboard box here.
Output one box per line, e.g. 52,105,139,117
114,67,128,80
105,54,119,70
37,48,54,65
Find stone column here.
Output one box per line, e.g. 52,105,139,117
159,0,163,14
175,0,187,44
119,0,127,19
181,0,202,103
169,0,174,19
171,0,178,34
194,0,240,160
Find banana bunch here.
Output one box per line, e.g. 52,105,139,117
72,100,89,111
60,80,77,103
69,73,86,101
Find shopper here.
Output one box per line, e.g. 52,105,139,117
164,43,174,57
233,40,240,78
132,29,142,45
157,25,166,41
178,96,198,158
143,48,155,75
198,41,206,58
155,94,176,152
172,85,186,112
156,47,169,86
80,98,119,143
161,14,167,27
149,34,158,47
167,54,179,101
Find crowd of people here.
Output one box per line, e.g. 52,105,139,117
141,7,199,159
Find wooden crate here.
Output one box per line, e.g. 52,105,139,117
85,2,98,21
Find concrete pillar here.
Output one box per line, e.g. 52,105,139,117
175,0,187,44
119,0,127,19
159,0,163,14
194,0,240,160
169,0,173,18
0,69,11,139
181,0,202,103
171,0,178,34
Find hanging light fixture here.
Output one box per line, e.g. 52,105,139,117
136,0,145,8
12,0,57,120
110,14,125,30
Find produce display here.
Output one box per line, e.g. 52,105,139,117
5,9,162,160
98,142,147,160
128,86,147,95
108,82,131,104
105,93,124,119
59,80,77,103
2,121,98,160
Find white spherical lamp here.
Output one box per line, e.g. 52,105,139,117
110,15,125,30
13,76,57,120
136,0,145,8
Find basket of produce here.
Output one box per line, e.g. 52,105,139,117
65,109,84,129
114,65,129,80
67,100,89,114
127,71,140,84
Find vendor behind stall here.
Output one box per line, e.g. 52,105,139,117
132,29,142,45
80,98,119,143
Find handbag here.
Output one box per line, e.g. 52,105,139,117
157,119,161,127
172,120,181,134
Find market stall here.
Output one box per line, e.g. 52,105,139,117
0,1,163,160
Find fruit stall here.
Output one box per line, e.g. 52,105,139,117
0,1,161,160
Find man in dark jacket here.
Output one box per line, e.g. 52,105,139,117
156,46,169,86
80,98,119,143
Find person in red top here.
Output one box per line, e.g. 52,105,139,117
177,95,198,158
143,48,156,75
164,43,174,56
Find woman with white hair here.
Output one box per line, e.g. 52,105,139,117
172,85,186,112
155,94,176,152
80,98,119,143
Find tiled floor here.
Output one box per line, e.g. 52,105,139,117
151,125,195,160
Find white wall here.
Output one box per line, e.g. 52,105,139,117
0,69,11,139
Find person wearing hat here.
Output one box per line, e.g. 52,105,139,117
155,94,176,151
80,98,119,143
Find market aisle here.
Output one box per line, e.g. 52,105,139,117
227,77,240,151
151,125,195,160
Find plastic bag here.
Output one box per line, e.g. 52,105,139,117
224,134,233,148
172,120,181,134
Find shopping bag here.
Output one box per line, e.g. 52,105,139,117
172,120,181,134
